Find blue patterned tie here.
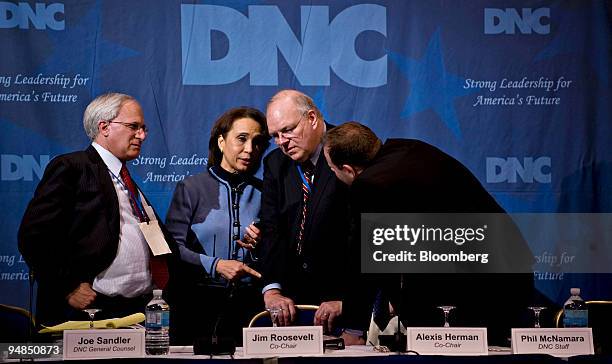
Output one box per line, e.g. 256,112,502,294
296,161,314,256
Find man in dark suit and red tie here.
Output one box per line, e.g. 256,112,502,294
18,93,177,328
259,90,351,333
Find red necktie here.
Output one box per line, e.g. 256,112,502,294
119,164,145,222
119,163,169,289
296,161,314,256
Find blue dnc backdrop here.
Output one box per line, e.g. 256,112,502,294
0,1,610,309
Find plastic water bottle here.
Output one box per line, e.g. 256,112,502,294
145,289,170,355
563,287,588,327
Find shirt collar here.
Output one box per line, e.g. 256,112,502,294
309,123,326,166
92,142,123,176
310,143,322,167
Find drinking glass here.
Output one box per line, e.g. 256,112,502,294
437,305,456,328
82,308,101,329
266,307,281,327
527,306,547,328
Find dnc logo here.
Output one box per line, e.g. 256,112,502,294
1,155,49,181
484,8,550,35
486,157,551,184
181,4,387,87
0,2,64,30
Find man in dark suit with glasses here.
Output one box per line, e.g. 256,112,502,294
18,92,177,328
259,89,351,333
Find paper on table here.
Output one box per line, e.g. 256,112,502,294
39,312,145,333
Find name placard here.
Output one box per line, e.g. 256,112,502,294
511,328,593,356
242,326,323,357
406,327,488,355
63,329,145,360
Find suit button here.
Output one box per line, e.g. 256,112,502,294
302,263,308,270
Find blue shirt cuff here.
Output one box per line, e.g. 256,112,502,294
262,283,282,294
343,328,365,337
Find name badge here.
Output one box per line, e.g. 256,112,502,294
63,329,145,360
139,197,171,256
406,327,488,355
242,326,323,357
511,328,594,356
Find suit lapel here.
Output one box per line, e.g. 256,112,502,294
288,159,303,204
85,146,119,235
307,152,333,226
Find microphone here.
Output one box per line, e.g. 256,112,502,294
193,280,237,356
393,273,406,353
378,274,407,352
28,268,35,342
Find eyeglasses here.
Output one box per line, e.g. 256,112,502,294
272,111,308,141
107,121,148,134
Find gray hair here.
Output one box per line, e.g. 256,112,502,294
83,93,136,140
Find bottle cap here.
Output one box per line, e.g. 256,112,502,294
570,287,580,296
153,289,163,297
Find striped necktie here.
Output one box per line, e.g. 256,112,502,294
296,161,315,256
120,163,145,222
119,163,169,289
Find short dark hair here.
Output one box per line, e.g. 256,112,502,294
208,107,270,170
324,122,381,168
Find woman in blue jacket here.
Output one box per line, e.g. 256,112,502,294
166,107,269,345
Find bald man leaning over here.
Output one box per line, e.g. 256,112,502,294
258,90,351,333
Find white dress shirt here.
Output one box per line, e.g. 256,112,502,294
91,142,153,297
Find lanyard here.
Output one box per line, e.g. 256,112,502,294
109,169,150,222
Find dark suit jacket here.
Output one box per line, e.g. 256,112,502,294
259,135,351,304
343,139,534,345
18,145,177,326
